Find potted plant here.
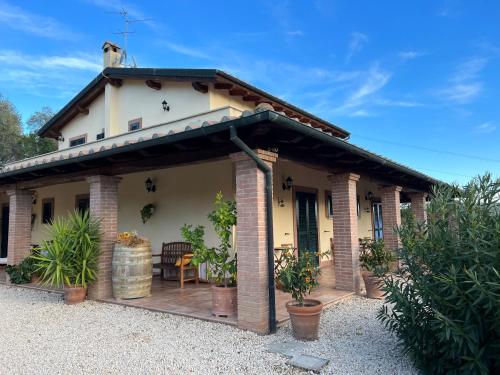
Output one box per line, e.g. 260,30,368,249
276,250,327,341
181,191,237,317
359,238,394,299
33,210,101,304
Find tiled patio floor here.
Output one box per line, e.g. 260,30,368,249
1,266,353,327
102,266,353,326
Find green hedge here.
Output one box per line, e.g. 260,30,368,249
378,174,500,374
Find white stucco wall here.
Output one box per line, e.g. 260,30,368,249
117,160,234,251
60,94,105,149
30,181,90,244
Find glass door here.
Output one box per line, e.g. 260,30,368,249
372,202,383,240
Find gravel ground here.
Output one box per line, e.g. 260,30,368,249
0,285,417,375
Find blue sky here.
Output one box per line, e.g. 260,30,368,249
1,0,499,184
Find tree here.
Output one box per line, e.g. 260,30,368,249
18,107,57,159
0,94,22,165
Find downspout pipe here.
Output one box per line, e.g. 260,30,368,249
229,125,277,334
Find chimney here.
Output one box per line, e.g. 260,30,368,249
102,41,123,69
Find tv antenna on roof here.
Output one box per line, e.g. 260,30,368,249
110,7,152,67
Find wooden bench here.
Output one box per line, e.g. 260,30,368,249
153,242,199,288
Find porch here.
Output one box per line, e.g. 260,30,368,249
0,112,433,334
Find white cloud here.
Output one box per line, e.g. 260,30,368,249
398,51,426,60
286,30,304,37
345,63,391,106
0,50,101,72
439,82,482,104
160,41,212,60
474,122,496,134
0,50,101,99
451,57,487,82
437,57,487,104
0,1,79,40
346,32,368,63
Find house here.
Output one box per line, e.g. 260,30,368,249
0,41,433,334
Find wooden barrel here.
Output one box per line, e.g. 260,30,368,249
112,244,153,299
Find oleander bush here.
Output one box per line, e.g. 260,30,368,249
378,174,500,374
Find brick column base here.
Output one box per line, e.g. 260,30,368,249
329,173,361,293
87,175,121,300
381,186,402,252
6,189,33,268
409,192,427,223
230,150,277,334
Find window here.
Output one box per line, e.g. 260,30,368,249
372,202,383,240
75,194,90,213
325,190,333,218
69,134,87,147
41,198,54,224
96,131,105,140
128,118,142,132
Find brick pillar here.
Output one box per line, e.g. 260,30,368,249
381,186,402,251
86,175,121,300
7,190,33,265
230,149,277,334
6,189,33,267
409,192,427,223
329,173,361,293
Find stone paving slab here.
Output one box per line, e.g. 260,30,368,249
268,342,304,358
286,354,329,372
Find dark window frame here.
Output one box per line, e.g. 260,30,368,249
75,194,90,213
69,134,87,147
128,118,142,132
41,198,55,224
325,190,333,219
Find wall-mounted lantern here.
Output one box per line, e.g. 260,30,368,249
145,177,156,193
162,100,170,111
32,192,38,205
365,191,374,201
282,176,294,191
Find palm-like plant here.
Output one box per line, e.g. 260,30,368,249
33,210,101,288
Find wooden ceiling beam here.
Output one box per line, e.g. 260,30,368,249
106,78,122,87
145,79,162,90
229,88,248,96
76,106,89,115
242,95,261,102
192,82,208,94
214,82,233,90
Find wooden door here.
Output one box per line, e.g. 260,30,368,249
295,191,319,264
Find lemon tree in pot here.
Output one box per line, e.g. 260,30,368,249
33,210,100,304
276,250,328,341
181,192,237,317
359,238,394,299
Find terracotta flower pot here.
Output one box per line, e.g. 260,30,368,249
64,286,87,305
30,274,41,284
362,271,385,299
211,285,237,317
286,299,323,341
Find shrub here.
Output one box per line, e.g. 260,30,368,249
378,174,500,374
33,210,101,288
181,191,237,287
359,238,394,276
5,256,36,284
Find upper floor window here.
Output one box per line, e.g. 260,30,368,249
96,129,105,140
69,134,87,147
128,118,142,132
